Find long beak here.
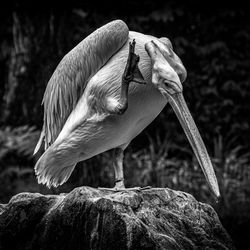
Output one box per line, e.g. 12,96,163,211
165,91,220,199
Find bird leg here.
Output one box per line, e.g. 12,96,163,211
98,148,125,191
107,39,145,115
113,148,125,189
98,148,151,192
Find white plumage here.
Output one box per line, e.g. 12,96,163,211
34,20,220,199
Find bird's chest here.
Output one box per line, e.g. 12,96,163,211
105,82,167,146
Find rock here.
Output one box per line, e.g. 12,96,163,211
0,186,234,250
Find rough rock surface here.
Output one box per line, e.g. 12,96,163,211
0,186,234,250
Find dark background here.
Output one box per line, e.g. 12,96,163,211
0,0,249,249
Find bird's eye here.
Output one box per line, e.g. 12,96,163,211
164,79,183,95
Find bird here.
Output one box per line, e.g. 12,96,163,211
34,20,220,199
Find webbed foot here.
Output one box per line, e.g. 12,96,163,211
122,39,146,85
106,40,146,115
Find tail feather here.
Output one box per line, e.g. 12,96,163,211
34,147,76,188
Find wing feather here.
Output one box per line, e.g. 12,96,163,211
34,20,129,153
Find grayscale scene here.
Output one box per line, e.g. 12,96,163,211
0,0,249,249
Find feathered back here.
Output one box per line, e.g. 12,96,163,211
35,20,129,153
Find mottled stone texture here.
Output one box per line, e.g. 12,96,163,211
0,187,234,250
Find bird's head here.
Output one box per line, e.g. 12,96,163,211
145,39,186,96
145,39,220,200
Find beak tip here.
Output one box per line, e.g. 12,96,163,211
212,188,221,203
215,194,221,204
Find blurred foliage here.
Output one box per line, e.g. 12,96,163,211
0,2,249,249
0,126,39,159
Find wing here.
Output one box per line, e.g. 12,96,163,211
34,20,129,153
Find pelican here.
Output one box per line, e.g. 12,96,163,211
34,20,220,199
